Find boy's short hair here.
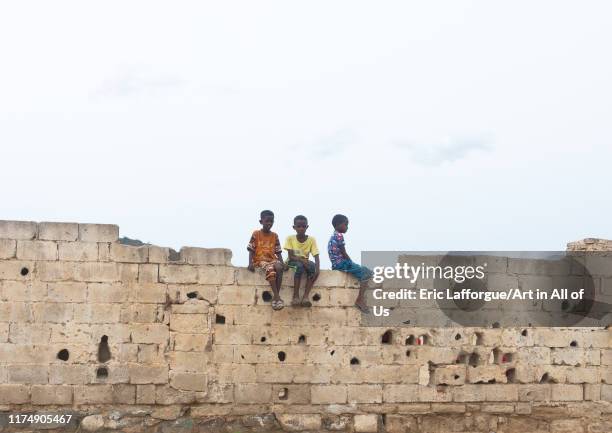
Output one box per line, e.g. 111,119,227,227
332,214,348,228
294,215,308,224
260,210,274,219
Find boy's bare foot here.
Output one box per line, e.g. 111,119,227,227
291,297,301,307
300,297,312,308
355,298,369,314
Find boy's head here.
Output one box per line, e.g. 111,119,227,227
332,214,349,233
293,215,308,236
259,210,275,232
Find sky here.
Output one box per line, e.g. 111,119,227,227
1,1,611,269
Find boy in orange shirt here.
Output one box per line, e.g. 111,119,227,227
247,210,285,310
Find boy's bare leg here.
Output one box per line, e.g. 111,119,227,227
354,280,369,313
274,262,284,305
302,272,318,304
292,274,301,306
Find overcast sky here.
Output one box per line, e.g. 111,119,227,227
1,1,611,268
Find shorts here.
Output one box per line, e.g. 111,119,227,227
254,260,282,281
333,259,372,281
287,259,316,278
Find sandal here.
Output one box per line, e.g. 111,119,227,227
272,299,285,310
291,298,301,307
300,298,312,308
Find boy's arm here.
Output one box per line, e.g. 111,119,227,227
314,254,320,274
339,245,351,262
248,249,255,271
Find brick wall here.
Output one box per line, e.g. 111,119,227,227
0,220,610,433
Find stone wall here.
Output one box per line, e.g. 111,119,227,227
0,220,610,433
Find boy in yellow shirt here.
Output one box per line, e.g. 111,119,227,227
284,215,320,307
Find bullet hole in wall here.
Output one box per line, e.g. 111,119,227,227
186,291,198,299
475,332,484,345
506,368,516,383
260,336,267,343
98,335,111,363
405,335,415,345
262,291,272,302
312,293,321,302
20,267,29,276
350,357,360,365
57,349,69,361
521,329,528,337
492,322,500,328
278,351,286,362
570,340,578,347
96,367,108,379
468,352,480,367
454,333,462,341
215,314,226,324
381,330,393,344
278,387,288,400
298,335,306,344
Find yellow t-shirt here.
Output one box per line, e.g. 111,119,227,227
283,235,319,260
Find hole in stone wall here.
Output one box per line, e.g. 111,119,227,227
468,353,480,367
98,335,111,363
454,333,462,341
501,353,513,363
186,291,198,299
570,340,578,347
330,350,335,356
312,293,321,302
260,336,266,343
475,332,484,345
406,350,411,358
456,353,468,364
492,322,500,328
453,374,460,380
20,267,29,276
492,348,501,364
262,291,273,302
381,330,393,344
521,329,528,337
405,335,415,345
350,357,360,365
215,314,226,324
278,351,286,362
278,387,288,400
298,335,306,344
418,335,429,345
96,367,108,379
505,368,516,383
57,349,69,361
539,373,556,384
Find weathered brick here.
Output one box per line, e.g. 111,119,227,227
170,313,207,333
131,323,169,344
0,220,37,239
8,364,48,383
353,414,379,433
159,264,198,283
0,280,46,301
551,384,583,401
0,239,16,259
0,384,30,403
48,282,87,302
173,333,208,351
31,384,73,404
74,384,114,404
32,302,73,323
58,241,98,261
234,383,272,403
16,240,57,260
49,364,89,384
1,303,33,323
179,247,232,265
276,414,321,431
137,384,156,404
129,364,169,384
110,243,149,263
73,303,121,323
78,224,119,242
38,222,78,241
148,246,170,263
169,372,207,391
218,285,256,305
348,384,383,403
138,264,159,283
383,384,419,403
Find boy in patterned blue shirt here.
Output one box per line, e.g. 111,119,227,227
327,214,372,313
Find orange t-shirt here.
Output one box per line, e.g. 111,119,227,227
247,230,281,263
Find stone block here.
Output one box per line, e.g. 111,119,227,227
485,384,518,402
78,223,119,242
418,385,453,402
551,384,583,401
138,264,159,282
112,383,136,403
58,241,98,261
432,365,466,386
137,384,156,404
0,280,47,302
148,246,170,263
315,270,348,287
0,384,30,403
0,239,16,259
36,261,74,281
550,419,585,433
170,313,207,333
353,414,378,433
234,383,272,403
169,372,207,391
88,282,128,302
452,385,485,402
110,243,149,263
32,302,73,323
172,333,208,351
131,323,170,344
602,384,612,401
130,282,167,303
31,385,73,405
179,247,232,265
0,220,37,239
167,351,208,372
168,284,217,304
197,266,235,284
384,415,417,433
218,285,256,305
74,303,121,323
128,364,169,384
49,364,89,384
73,384,113,404
311,385,348,404
48,282,87,302
519,384,551,401
16,240,57,260
38,222,78,241
1,302,33,323
276,414,321,432
159,264,199,283
348,384,383,403
74,262,121,282
8,364,48,383
121,304,161,323
383,384,418,403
